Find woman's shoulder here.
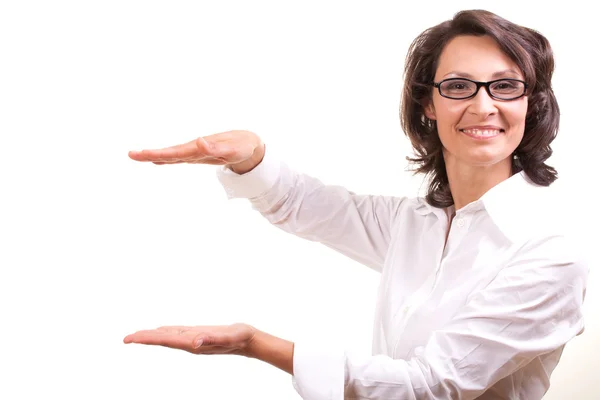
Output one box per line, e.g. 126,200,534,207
502,185,592,278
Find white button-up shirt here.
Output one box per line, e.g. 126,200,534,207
216,147,589,400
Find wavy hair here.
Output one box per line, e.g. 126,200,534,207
400,10,560,208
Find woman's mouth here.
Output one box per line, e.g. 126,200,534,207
459,128,504,139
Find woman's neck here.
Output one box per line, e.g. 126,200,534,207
445,156,513,211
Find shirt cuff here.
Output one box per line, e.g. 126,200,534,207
292,342,346,400
215,145,281,199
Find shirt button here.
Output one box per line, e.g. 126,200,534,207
403,306,410,313
455,218,465,227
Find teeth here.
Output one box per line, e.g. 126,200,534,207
460,129,501,137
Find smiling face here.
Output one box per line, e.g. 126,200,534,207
425,35,528,172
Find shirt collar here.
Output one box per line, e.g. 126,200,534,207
480,171,549,242
414,171,548,242
414,197,435,216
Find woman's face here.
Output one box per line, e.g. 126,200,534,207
425,35,528,171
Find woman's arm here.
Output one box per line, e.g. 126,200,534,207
129,131,409,273
123,236,588,399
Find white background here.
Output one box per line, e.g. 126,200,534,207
1,1,597,399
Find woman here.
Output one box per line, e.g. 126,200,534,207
124,9,589,400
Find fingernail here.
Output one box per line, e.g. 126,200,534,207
194,338,203,348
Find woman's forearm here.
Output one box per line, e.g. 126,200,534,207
245,329,294,375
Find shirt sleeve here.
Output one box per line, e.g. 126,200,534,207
216,146,408,272
291,235,589,399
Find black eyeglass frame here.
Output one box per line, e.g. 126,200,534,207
432,78,529,100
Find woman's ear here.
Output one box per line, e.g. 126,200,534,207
423,100,437,120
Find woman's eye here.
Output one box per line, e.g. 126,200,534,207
492,81,520,92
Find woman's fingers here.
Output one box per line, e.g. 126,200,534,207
152,161,183,165
128,137,213,162
123,328,199,349
156,325,189,333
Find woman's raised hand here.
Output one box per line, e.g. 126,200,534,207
128,130,265,174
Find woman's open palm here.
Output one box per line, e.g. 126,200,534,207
123,323,257,356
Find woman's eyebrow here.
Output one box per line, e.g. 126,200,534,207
491,69,521,78
442,69,521,79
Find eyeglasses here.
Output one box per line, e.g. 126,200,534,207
432,78,528,100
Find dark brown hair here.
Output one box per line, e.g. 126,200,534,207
400,9,559,208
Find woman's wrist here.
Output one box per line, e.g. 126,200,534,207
245,328,294,375
229,142,266,175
